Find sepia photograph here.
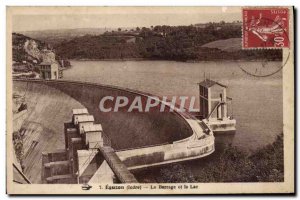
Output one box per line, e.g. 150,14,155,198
6,6,294,194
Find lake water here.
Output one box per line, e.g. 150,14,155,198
63,60,283,152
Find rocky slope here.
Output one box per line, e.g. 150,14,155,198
12,33,52,63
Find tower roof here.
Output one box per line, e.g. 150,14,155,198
198,79,227,88
72,108,89,115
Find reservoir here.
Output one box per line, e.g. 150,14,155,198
63,60,283,151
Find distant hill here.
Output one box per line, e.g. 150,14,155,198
53,24,244,61
53,24,282,61
18,22,281,62
18,28,131,45
202,38,242,52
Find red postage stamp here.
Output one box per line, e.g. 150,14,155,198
242,8,289,49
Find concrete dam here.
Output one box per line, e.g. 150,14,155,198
13,80,215,183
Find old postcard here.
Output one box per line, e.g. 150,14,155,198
6,6,294,194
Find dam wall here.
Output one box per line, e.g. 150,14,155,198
12,80,194,182
14,80,193,150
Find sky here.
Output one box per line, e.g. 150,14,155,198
11,7,241,32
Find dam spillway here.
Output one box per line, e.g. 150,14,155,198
13,79,201,183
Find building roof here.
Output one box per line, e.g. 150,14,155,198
76,115,95,123
73,108,89,115
83,124,103,133
198,79,227,88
